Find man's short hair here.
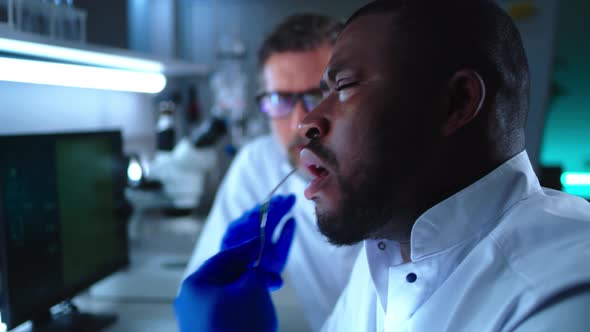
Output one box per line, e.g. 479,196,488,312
258,13,343,67
345,0,530,137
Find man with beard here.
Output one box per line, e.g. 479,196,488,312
176,1,590,331
183,13,360,331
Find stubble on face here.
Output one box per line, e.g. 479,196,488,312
312,121,409,246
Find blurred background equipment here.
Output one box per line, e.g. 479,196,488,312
1,0,87,42
126,153,144,188
144,116,227,212
185,84,201,128
209,33,249,150
0,130,129,332
155,100,176,152
507,0,538,20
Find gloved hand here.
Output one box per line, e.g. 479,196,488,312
174,238,277,332
221,194,296,290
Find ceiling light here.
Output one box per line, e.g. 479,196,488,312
0,57,166,93
0,37,163,72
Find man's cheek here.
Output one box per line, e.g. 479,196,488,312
271,122,291,150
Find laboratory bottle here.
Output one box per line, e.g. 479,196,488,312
186,85,201,126
157,101,176,151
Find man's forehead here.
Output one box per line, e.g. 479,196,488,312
325,13,400,80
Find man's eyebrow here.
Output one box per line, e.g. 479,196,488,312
319,64,343,91
325,65,342,82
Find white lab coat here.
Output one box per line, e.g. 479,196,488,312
185,135,360,331
321,151,590,331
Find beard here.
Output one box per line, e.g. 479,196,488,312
311,124,421,246
316,168,398,246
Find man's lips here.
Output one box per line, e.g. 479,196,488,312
300,148,331,199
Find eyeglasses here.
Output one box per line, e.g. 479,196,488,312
256,88,323,119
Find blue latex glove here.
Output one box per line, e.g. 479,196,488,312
221,194,296,290
174,238,277,332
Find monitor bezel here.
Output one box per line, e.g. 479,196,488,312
0,129,130,329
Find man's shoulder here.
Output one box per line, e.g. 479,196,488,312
230,136,287,174
422,192,590,331
495,187,590,246
489,190,590,331
491,189,590,290
238,135,280,156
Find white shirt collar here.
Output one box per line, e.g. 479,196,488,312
410,150,542,261
364,150,543,321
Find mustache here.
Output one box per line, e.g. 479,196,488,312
305,139,339,170
287,137,308,151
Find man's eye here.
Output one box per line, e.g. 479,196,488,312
335,80,358,91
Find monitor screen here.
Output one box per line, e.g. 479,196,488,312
0,130,129,329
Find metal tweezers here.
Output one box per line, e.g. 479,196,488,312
253,168,298,267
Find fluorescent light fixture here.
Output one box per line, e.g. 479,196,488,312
0,37,163,72
561,172,590,186
0,57,166,93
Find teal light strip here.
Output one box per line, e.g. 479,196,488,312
560,172,590,198
561,172,590,186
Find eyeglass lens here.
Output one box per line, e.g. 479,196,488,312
259,92,322,118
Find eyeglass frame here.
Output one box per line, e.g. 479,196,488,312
256,88,324,119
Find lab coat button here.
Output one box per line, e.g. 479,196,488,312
406,273,417,283
378,241,386,250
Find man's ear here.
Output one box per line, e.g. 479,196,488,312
441,69,486,136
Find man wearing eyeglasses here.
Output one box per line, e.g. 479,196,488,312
183,14,361,331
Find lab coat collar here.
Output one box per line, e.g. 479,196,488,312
410,150,542,261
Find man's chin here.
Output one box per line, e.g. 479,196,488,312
316,210,367,246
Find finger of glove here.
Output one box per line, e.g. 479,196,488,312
266,194,296,229
188,237,260,285
220,208,262,250
221,194,295,251
221,218,259,251
261,217,295,274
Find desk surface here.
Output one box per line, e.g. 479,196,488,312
80,213,199,332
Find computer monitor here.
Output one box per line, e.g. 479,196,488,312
0,130,130,331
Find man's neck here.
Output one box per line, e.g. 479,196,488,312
400,241,411,263
387,148,521,263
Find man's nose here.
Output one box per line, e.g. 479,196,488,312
297,104,330,141
290,101,307,131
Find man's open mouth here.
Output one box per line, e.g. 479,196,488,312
300,148,332,199
307,164,329,178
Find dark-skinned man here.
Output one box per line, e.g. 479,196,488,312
175,1,590,331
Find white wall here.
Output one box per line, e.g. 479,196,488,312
0,81,157,156
128,0,176,58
